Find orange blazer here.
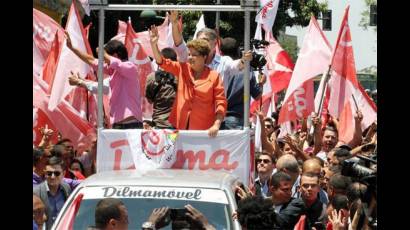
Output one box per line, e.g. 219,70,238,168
159,58,227,130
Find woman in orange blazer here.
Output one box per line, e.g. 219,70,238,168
149,25,227,137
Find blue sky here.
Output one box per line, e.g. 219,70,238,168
285,0,377,71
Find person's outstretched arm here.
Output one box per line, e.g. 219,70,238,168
65,31,95,65
149,25,163,65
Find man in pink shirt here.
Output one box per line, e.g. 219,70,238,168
66,33,142,129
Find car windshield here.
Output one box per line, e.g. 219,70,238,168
68,186,233,229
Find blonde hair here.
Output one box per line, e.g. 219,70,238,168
187,39,211,57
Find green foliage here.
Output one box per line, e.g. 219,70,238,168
277,34,299,62
158,0,328,42
359,0,377,32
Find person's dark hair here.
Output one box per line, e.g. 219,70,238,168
270,171,292,188
56,138,72,146
47,156,65,169
220,37,240,59
70,158,85,175
104,40,128,61
257,152,275,164
237,196,276,230
334,147,352,160
331,194,349,212
347,182,368,203
143,120,154,127
329,174,351,192
263,117,274,125
338,144,352,151
95,198,125,228
161,47,177,61
276,138,285,150
33,148,44,166
270,112,279,122
323,125,338,136
51,144,65,158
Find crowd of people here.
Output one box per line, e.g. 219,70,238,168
33,10,376,230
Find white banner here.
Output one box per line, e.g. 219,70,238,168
97,129,251,185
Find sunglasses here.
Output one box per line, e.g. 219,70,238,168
45,171,62,177
256,159,271,164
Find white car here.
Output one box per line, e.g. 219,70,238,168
52,169,244,229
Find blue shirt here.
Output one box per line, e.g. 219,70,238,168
223,71,261,117
46,183,66,224
33,220,38,230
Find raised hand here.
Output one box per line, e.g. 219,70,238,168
185,204,215,230
147,207,170,229
169,10,179,24
68,71,82,86
354,110,363,123
149,25,159,44
311,112,321,128
242,50,253,62
328,209,347,230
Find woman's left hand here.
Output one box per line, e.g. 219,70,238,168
207,124,220,138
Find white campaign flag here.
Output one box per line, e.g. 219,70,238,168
48,2,91,110
193,15,205,39
97,129,251,185
255,0,280,32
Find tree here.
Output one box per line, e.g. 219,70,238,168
359,0,377,32
277,33,299,62
75,0,327,56
159,0,327,43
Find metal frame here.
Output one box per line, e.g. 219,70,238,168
90,3,259,129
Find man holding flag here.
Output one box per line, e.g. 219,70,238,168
66,34,143,129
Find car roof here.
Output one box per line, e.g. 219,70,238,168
79,169,240,190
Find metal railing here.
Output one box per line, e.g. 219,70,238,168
89,2,259,130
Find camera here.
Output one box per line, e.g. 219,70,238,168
170,208,188,221
145,70,176,102
250,39,269,70
341,156,376,180
341,155,377,230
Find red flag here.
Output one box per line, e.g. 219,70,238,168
264,32,294,93
48,2,93,111
278,17,332,124
33,108,58,146
84,22,92,38
33,8,65,77
42,33,60,90
136,16,174,58
110,20,127,43
33,9,65,61
327,6,377,144
293,215,306,230
124,21,154,119
56,193,83,230
34,76,95,149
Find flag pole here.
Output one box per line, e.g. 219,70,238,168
316,65,332,116
309,65,331,136
351,94,359,111
97,7,105,129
